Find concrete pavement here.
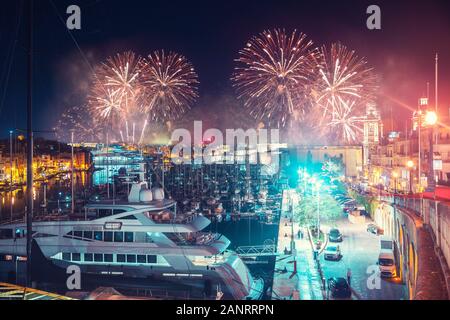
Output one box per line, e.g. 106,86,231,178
271,213,324,300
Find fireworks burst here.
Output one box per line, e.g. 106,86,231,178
232,29,319,127
314,43,378,122
88,51,143,127
54,105,103,142
326,100,365,143
139,50,199,121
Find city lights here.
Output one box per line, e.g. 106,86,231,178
0,0,449,305
425,110,438,126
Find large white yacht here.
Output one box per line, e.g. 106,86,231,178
0,181,263,300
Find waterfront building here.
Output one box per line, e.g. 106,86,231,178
367,101,450,193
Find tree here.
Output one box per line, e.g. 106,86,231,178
294,192,343,226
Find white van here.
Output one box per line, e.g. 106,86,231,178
378,237,396,278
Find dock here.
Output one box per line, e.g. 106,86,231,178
0,282,75,300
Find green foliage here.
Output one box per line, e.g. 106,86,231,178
293,192,343,226
349,190,375,214
322,155,344,177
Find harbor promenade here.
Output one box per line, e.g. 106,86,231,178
271,191,323,300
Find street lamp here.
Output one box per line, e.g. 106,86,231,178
314,180,322,240
9,130,13,222
70,130,75,214
392,171,399,194
425,110,438,190
58,192,62,213
425,110,438,126
406,160,414,193
417,97,429,192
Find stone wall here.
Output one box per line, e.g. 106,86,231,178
369,196,449,299
396,196,450,276
370,200,418,298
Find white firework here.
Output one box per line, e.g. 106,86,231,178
327,100,364,143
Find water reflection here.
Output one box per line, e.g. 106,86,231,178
0,171,90,221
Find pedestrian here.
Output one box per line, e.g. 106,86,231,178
347,268,352,286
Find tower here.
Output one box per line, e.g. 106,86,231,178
363,102,383,168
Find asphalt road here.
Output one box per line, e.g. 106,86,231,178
319,217,408,300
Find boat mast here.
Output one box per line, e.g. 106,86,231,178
26,0,34,288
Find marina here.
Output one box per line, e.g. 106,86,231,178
0,144,285,300
1,0,449,305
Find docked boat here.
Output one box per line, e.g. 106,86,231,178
0,181,263,300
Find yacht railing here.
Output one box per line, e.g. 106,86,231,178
170,232,221,246
150,212,200,225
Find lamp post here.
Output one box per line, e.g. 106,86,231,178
106,132,110,199
58,192,62,213
9,130,13,221
407,160,414,194
310,178,322,239
418,97,428,192
392,171,399,194
70,130,75,214
316,183,321,239
425,110,438,191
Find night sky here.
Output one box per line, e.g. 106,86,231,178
1,0,450,139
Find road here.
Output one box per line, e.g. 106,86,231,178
319,217,408,300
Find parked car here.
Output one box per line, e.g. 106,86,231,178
378,251,396,278
328,277,352,299
367,223,384,235
324,245,341,260
329,228,343,242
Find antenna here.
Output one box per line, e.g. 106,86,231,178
26,0,34,288
435,53,439,144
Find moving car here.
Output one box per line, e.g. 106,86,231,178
324,245,341,260
328,228,343,242
328,277,352,299
367,223,384,235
